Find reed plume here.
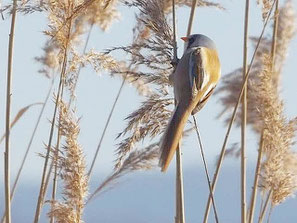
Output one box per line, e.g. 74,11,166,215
48,101,88,223
255,54,297,206
215,0,296,133
109,0,174,169
257,0,275,19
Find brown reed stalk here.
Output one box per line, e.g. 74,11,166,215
258,190,272,223
248,130,265,223
1,79,54,223
241,1,250,222
203,1,277,222
43,65,66,223
175,146,185,223
186,0,199,37
49,78,66,220
192,116,219,223
4,0,17,222
50,126,62,223
171,1,185,222
271,0,279,66
34,58,66,223
33,21,72,223
267,203,274,223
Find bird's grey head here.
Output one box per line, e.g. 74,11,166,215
186,34,217,50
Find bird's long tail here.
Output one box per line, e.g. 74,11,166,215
159,104,191,172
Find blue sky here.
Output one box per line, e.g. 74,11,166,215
1,1,297,222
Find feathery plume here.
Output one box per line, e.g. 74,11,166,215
255,54,297,206
48,101,88,223
80,0,120,31
215,0,296,133
257,0,275,20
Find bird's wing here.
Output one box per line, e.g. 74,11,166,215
188,48,206,98
189,48,218,114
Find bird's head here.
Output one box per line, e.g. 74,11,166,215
181,34,217,50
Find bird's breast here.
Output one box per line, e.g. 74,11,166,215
200,47,221,83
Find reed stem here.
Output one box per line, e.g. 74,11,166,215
50,126,62,223
33,19,72,222
186,0,198,36
271,0,279,67
192,116,219,223
4,1,17,222
258,190,272,223
1,79,54,223
248,130,265,223
171,1,185,222
241,0,250,222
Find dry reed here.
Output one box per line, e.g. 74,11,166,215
241,1,250,222
4,0,17,222
33,1,81,221
257,0,275,20
48,101,88,223
255,54,297,206
109,0,174,170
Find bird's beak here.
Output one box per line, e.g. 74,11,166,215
181,36,188,42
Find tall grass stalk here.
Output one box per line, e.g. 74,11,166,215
33,60,66,223
175,146,185,223
50,127,62,223
241,0,250,222
4,0,17,222
49,81,67,223
186,0,198,37
192,116,219,223
258,190,272,223
203,1,277,221
33,21,72,223
1,79,54,223
271,0,279,66
171,1,185,222
248,130,265,223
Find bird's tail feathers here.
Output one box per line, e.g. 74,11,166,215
159,104,190,172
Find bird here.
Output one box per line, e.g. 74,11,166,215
159,34,221,172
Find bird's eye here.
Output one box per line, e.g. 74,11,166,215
188,38,194,46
